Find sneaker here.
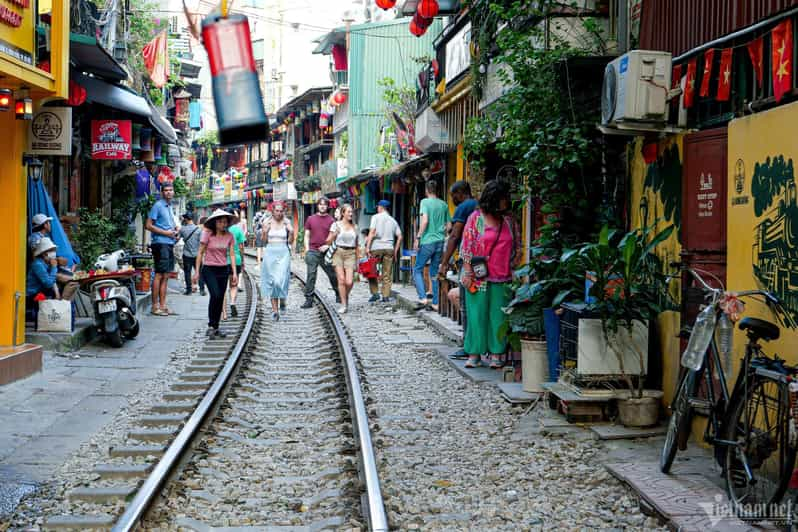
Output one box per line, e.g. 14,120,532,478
184,290,192,296
213,328,228,338
337,306,347,314
206,327,215,338
368,294,381,303
230,305,238,318
300,299,313,309
465,355,482,368
381,296,396,304
335,294,342,304
280,301,287,311
272,312,279,321
489,355,505,369
199,289,206,296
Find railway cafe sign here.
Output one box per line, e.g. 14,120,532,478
727,101,798,373
91,120,133,160
28,107,72,155
0,0,34,65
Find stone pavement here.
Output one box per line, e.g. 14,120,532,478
0,285,206,520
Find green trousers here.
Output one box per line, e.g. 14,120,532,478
464,281,511,356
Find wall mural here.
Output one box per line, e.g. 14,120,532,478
642,143,682,231
750,155,798,321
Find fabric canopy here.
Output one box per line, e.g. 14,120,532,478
27,176,80,267
73,71,150,117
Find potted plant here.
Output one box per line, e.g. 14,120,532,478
564,223,675,427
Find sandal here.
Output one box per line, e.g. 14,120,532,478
151,308,168,316
489,355,505,369
465,355,482,368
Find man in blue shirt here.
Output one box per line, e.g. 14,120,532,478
438,181,478,358
145,182,178,316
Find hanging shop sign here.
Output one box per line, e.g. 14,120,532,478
445,22,472,82
0,0,34,65
91,120,132,160
28,107,72,155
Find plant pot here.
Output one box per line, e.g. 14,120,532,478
135,269,153,293
520,338,548,393
616,390,663,428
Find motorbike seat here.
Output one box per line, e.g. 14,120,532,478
739,317,780,342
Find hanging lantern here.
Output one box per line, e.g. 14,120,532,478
413,12,433,29
417,0,439,18
375,0,396,9
333,91,347,105
409,19,424,37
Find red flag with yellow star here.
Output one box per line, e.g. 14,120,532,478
748,36,764,88
684,58,697,108
717,48,733,101
772,20,793,103
699,49,715,97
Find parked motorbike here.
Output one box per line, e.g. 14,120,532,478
81,250,140,347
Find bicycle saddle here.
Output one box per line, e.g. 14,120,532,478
739,317,780,342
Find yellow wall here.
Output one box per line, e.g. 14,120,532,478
628,136,684,404
726,103,798,377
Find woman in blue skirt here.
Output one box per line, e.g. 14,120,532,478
260,201,293,321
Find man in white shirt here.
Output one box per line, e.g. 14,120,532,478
366,200,403,303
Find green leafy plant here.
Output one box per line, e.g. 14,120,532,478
377,77,416,169
172,176,189,197
72,209,122,266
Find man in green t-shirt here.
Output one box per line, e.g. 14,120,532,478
413,179,451,311
227,214,246,317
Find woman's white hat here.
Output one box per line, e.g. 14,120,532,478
34,237,57,257
203,209,239,230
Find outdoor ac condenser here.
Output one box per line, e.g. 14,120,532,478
601,50,672,126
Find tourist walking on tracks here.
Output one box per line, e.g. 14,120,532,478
146,182,178,316
228,210,247,317
179,213,202,295
413,179,450,312
260,201,293,321
302,197,339,308
460,180,519,369
193,209,239,338
326,203,359,314
197,216,208,296
365,199,402,303
253,202,270,266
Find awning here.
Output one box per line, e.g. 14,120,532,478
147,102,178,143
74,72,150,117
69,33,127,82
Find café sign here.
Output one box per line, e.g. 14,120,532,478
91,120,133,160
28,107,72,155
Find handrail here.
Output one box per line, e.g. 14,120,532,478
292,270,389,532
112,272,258,532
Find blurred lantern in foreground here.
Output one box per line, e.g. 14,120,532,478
409,19,424,37
333,91,347,105
417,0,439,18
202,13,267,146
375,0,396,9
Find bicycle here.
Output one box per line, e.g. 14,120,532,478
660,264,797,510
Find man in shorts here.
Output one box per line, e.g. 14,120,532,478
146,182,178,315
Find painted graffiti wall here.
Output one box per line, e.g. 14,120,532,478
728,103,798,377
629,136,684,403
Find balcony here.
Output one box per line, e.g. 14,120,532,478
331,69,348,88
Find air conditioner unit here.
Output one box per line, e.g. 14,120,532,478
601,50,672,127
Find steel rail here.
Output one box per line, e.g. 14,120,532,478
292,270,389,532
111,272,258,532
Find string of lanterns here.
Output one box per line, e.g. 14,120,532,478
373,0,439,37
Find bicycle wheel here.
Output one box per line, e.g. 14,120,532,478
724,375,796,512
661,369,699,473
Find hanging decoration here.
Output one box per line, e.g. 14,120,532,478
409,19,424,37
771,19,793,103
417,0,439,19
375,0,396,9
716,48,733,102
699,49,714,97
333,91,347,105
748,36,764,88
683,58,697,109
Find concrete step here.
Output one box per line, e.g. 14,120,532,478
171,380,212,391
43,514,114,530
163,390,204,401
128,427,179,442
150,401,196,413
93,463,151,479
109,444,165,458
180,372,217,381
138,414,187,427
69,485,136,502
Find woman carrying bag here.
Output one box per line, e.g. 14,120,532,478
460,180,520,369
325,203,359,314
193,209,239,338
260,201,293,321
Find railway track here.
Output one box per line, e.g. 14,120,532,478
42,271,387,531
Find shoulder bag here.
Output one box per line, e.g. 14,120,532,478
324,222,339,265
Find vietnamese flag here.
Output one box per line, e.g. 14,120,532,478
672,64,683,89
772,20,793,102
699,49,715,97
684,58,697,108
142,30,170,89
748,36,764,87
717,48,733,101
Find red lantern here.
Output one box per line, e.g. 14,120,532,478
417,0,439,19
375,0,396,9
333,91,347,105
413,12,433,29
409,20,424,36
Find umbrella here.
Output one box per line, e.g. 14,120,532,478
27,176,80,267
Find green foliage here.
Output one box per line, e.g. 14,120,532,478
73,209,123,266
377,77,416,169
462,116,495,173
172,176,189,197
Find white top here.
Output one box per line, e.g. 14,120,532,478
266,220,292,246
331,221,358,248
369,212,401,251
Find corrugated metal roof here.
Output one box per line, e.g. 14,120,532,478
348,18,442,174
640,0,798,56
